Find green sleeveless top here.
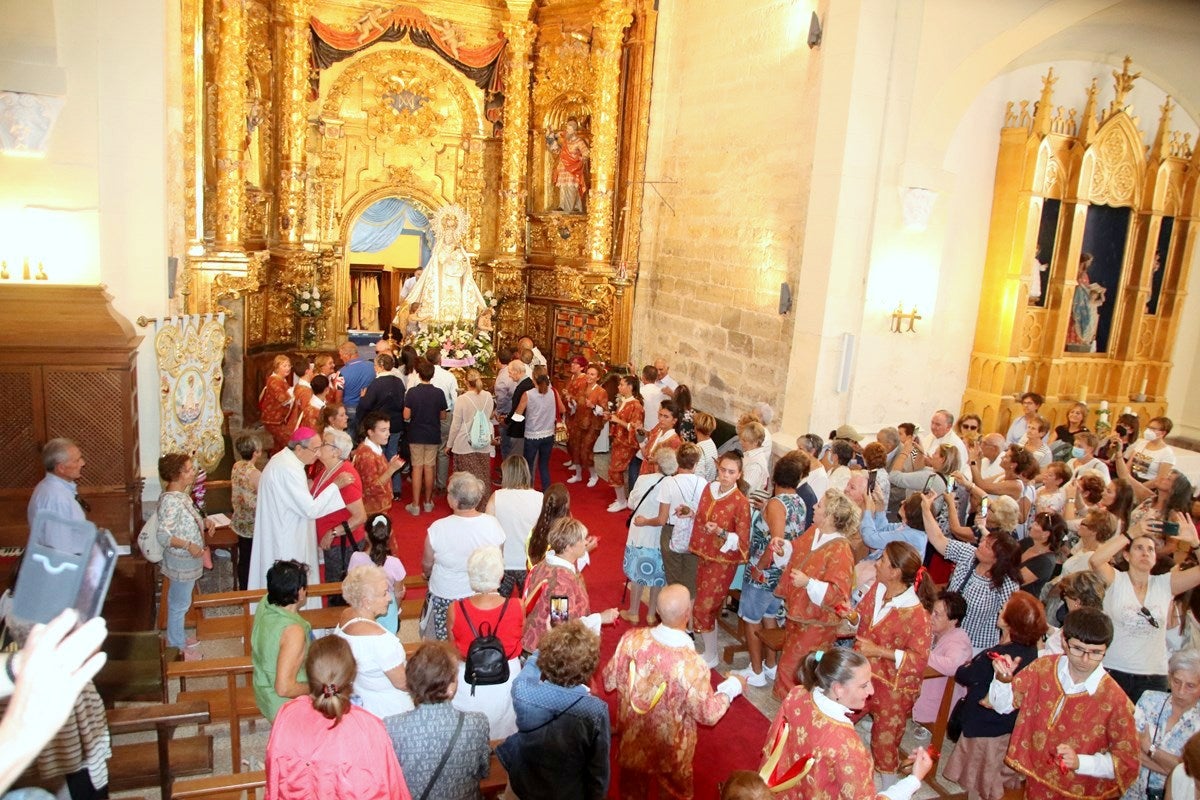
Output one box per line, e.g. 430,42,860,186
251,601,311,722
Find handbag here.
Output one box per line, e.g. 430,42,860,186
945,696,966,742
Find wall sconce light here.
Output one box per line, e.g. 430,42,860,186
889,302,923,333
807,12,823,48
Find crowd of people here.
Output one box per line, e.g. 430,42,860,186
11,338,1200,800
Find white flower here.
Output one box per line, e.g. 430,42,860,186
314,300,322,309
456,349,468,358
299,302,310,312
312,288,320,299
301,291,311,300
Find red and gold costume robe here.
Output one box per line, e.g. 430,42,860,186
689,485,751,633
638,427,681,475
298,398,324,433
765,686,889,800
608,397,644,486
773,527,855,700
259,374,294,453
564,373,590,464
287,380,313,431
574,383,608,468
1005,656,1138,800
852,582,932,771
351,442,391,516
520,558,590,654
602,626,734,799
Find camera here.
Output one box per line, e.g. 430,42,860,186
1115,424,1129,437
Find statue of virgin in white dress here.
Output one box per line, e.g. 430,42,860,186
393,204,490,329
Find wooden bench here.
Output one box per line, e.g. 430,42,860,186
159,575,428,656
107,700,212,798
718,591,748,664
172,769,265,800
94,630,171,706
168,643,424,772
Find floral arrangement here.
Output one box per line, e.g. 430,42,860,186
412,320,495,368
294,285,324,318
482,289,500,312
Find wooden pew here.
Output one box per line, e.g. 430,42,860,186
107,700,212,798
159,575,428,656
902,666,965,799
172,769,265,800
168,641,423,772
717,591,748,664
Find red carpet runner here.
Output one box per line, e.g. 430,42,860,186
386,446,770,798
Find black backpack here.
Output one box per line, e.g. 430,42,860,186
459,598,511,695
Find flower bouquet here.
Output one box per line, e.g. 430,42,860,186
294,285,324,318
412,320,495,368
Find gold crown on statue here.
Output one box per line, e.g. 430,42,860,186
431,203,470,242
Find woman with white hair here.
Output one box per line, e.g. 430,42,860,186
1125,649,1200,800
333,564,414,719
622,447,678,625
421,472,506,641
312,426,368,593
446,546,525,738
740,421,772,495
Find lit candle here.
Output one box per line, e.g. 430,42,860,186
1079,385,1088,403
1022,375,1031,394
1100,400,1109,410
1139,377,1148,396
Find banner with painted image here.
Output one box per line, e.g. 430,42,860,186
155,314,227,471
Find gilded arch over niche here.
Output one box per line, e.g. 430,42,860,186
542,93,592,130
1081,113,1145,208
321,46,485,138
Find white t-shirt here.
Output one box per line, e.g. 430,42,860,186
627,474,669,550
492,488,544,569
640,383,664,431
1170,763,1198,800
696,439,718,483
333,621,414,719
660,472,708,553
1102,570,1173,675
427,514,506,599
828,465,851,492
1127,440,1177,482
1068,457,1111,484
802,466,830,499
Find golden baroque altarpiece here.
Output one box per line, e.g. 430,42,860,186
965,58,1200,434
176,0,656,418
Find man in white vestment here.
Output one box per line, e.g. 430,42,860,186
247,427,348,608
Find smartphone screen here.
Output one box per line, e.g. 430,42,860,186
947,476,957,492
1162,521,1181,537
981,497,989,516
549,595,570,626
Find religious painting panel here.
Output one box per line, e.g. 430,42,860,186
1028,198,1061,308
1145,216,1172,315
554,307,604,381
1066,204,1130,355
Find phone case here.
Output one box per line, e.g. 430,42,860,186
13,512,118,626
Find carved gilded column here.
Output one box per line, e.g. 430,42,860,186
214,0,248,250
587,0,632,264
497,16,536,257
274,0,311,248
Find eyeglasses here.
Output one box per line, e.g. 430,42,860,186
1138,606,1160,629
1066,642,1107,660
960,424,979,431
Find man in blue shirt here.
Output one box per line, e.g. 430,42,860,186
336,340,374,439
28,439,89,548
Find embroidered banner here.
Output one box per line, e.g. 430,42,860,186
154,314,227,471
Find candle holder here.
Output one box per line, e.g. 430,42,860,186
1131,393,1147,403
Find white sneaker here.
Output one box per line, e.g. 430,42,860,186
405,503,419,516
566,474,583,484
607,500,628,512
733,666,768,687
702,652,719,669
586,475,599,487
763,664,778,681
